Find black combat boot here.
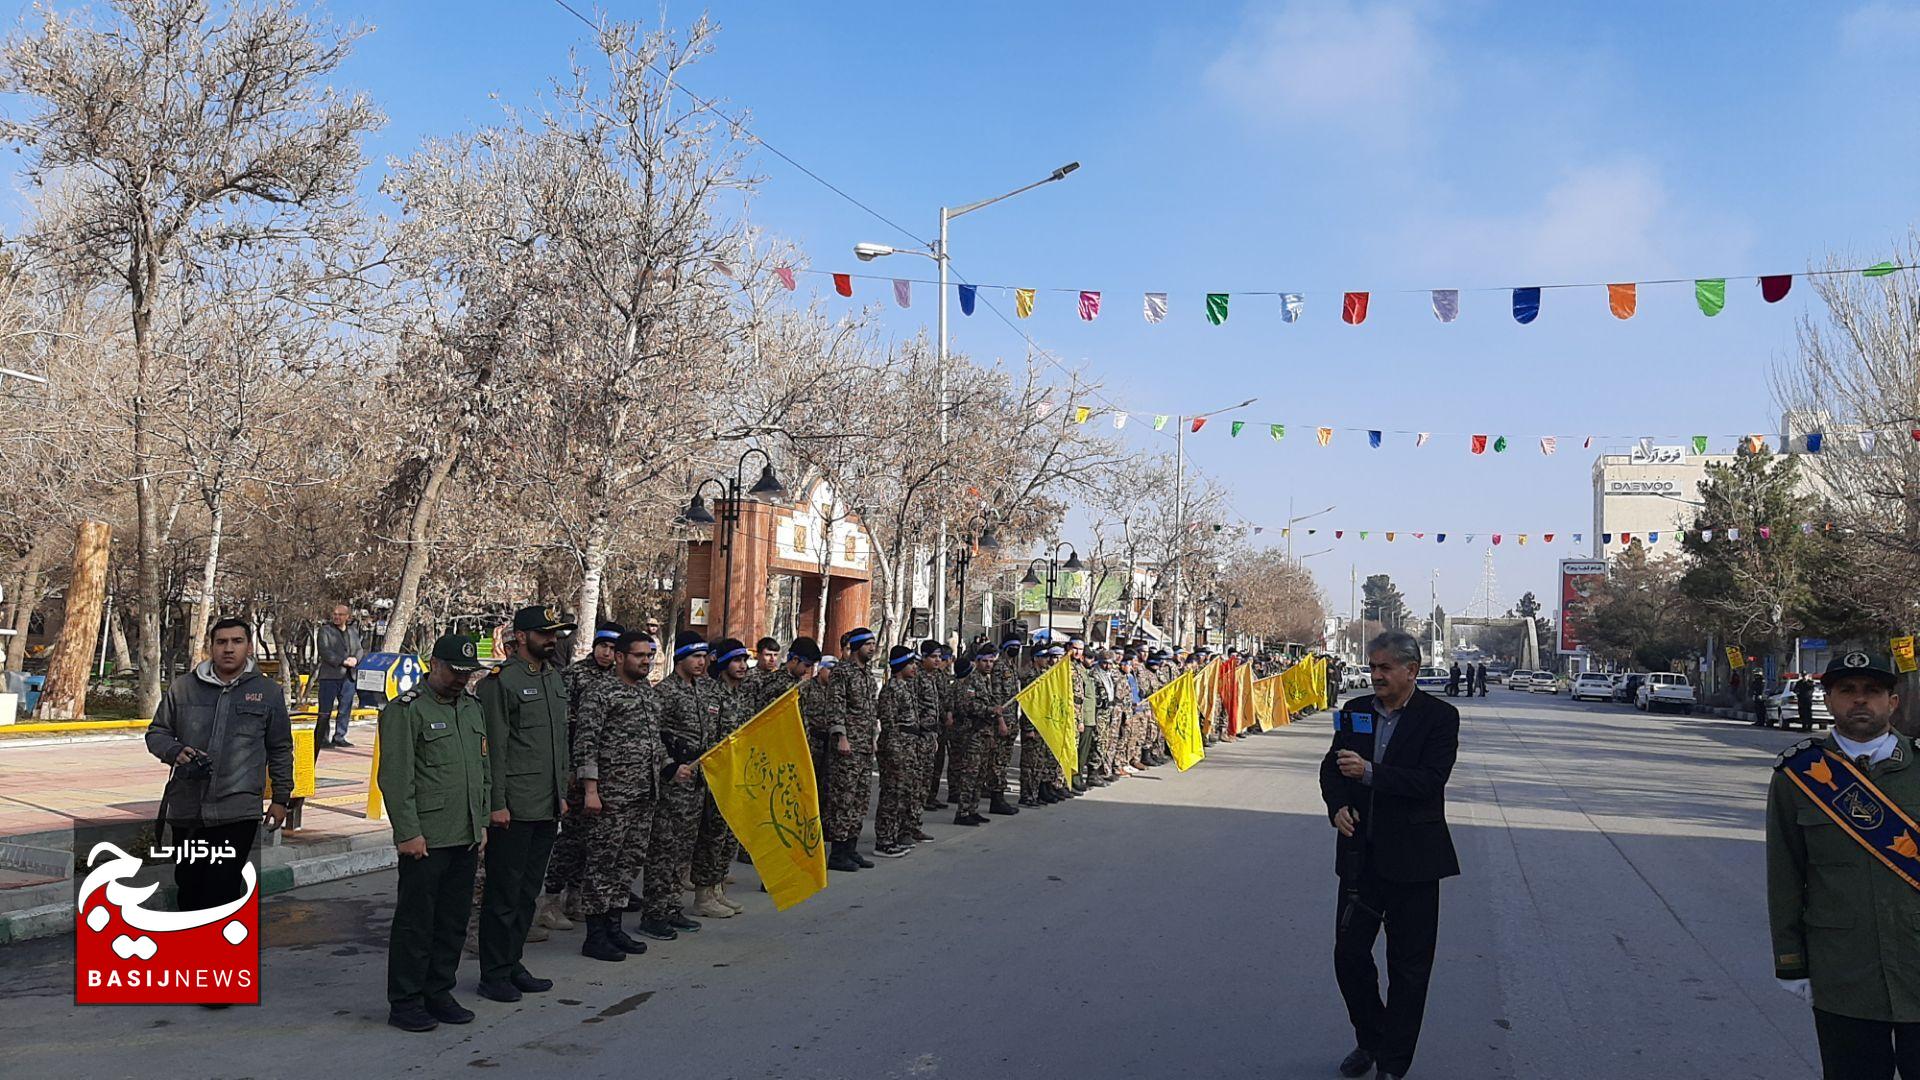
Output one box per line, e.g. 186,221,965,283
607,912,648,955
851,845,875,868
581,914,627,963
989,795,1020,815
828,840,861,873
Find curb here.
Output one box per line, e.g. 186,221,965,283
0,835,397,947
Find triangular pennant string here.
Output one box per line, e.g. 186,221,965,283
1191,417,1207,434
1230,420,1245,437
1143,292,1167,324
1431,289,1459,323
1269,424,1284,442
1316,427,1333,446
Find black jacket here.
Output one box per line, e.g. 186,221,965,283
1318,690,1461,883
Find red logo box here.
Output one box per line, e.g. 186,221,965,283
75,839,260,1005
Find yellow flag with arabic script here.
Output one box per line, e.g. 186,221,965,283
696,686,826,910
1015,659,1079,780
1146,670,1205,771
1253,674,1285,729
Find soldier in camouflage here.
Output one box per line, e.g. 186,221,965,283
920,641,955,811
537,623,624,933
635,632,719,941
949,643,1005,825
979,639,1023,815
873,645,930,857
824,629,881,872
570,630,665,962
690,638,752,919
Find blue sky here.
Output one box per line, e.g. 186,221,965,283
24,0,1920,620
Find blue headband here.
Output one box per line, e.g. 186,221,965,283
594,630,620,643
889,653,917,669
713,646,749,665
845,630,875,647
674,642,710,659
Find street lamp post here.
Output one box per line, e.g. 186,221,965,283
1285,501,1337,562
1170,397,1258,650
676,448,788,640
952,512,1001,646
855,162,1080,644
1019,543,1083,642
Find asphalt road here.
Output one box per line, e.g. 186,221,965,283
0,689,1826,1079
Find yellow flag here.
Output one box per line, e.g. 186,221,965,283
1312,656,1329,709
1015,288,1035,318
1195,657,1221,727
1015,659,1079,780
1147,671,1205,770
1253,674,1285,729
1235,663,1256,732
696,686,826,910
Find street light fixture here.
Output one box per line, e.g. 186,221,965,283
952,511,1002,643
854,161,1082,643
674,447,787,639
1285,502,1337,562
1018,542,1081,641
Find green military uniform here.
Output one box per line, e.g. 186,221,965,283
381,635,488,1026
1768,732,1920,1022
475,628,571,988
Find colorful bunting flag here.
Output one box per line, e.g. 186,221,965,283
1540,436,1556,456
1368,430,1382,448
1359,531,1368,540
1601,533,1612,544
1863,261,1898,277
1231,420,1245,437
1518,534,1528,546
1342,292,1369,325
1386,532,1396,542
1860,431,1877,453
1493,435,1508,453
1513,287,1541,325
1015,288,1035,318
1695,278,1726,317
1113,413,1128,430
1036,400,1057,418
1701,529,1712,542
1269,424,1284,441
1317,427,1333,446
1416,432,1430,447
1544,533,1555,543
1432,289,1459,323
1493,534,1502,545
893,278,911,308
833,273,852,297
1073,405,1091,424
1801,523,1813,535
1078,290,1101,321
1281,293,1304,322
1471,434,1488,454
1143,292,1167,324
1746,434,1765,453
1437,533,1447,542
1728,527,1741,540
1805,432,1824,453
1608,282,1637,319
774,266,796,291
1206,293,1229,325
1647,532,1658,545
1573,534,1582,543
1760,526,1772,540
1692,435,1709,455
1191,417,1207,434
1760,274,1792,303
1621,533,1633,545
1584,436,1594,449
958,283,977,315
1154,415,1169,431
1335,531,1343,539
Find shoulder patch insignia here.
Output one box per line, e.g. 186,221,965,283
1775,737,1821,769
396,688,421,705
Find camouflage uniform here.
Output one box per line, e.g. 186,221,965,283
949,667,1001,816
826,655,879,844
691,678,755,888
875,672,933,847
1091,665,1117,779
1017,661,1056,798
571,675,666,918
641,674,722,922
983,659,1021,799
923,665,955,804
545,656,614,899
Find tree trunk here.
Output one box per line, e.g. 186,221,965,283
573,521,612,664
381,436,462,653
2,532,56,671
109,607,133,672
36,520,111,720
187,498,225,664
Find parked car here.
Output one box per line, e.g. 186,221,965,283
1614,673,1646,704
1487,666,1512,685
1765,680,1831,727
1415,666,1450,692
1529,671,1559,694
1636,672,1696,713
1343,667,1372,691
1571,673,1614,702
1507,669,1533,690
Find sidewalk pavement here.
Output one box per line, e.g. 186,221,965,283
0,716,396,945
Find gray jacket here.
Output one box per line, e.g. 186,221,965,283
316,622,363,682
145,663,294,824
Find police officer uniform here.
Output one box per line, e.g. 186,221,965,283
1767,650,1920,1078
380,634,489,1032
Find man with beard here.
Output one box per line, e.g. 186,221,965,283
825,629,882,871
475,605,573,1003
1768,650,1920,1078
690,638,752,919
636,633,719,940
571,630,666,962
538,621,624,933
873,645,930,858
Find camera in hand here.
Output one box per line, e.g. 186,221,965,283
175,750,214,782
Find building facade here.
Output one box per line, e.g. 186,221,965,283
681,475,874,648
1589,445,1735,559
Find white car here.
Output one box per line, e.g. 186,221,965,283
1571,673,1614,702
1415,667,1450,692
1343,668,1372,691
1508,669,1533,690
1636,673,1696,714
1765,682,1831,727
1529,671,1559,694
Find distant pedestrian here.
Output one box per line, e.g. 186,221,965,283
1445,662,1461,697
1475,663,1489,697
1794,674,1816,731
314,603,363,750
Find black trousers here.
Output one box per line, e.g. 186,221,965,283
1814,1008,1920,1079
479,818,556,982
169,818,259,913
388,844,478,1005
1333,868,1441,1076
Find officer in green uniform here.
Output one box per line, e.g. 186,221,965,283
1767,649,1920,1078
380,633,488,1033
475,605,573,1003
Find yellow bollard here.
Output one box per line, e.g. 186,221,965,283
265,728,317,803
365,727,385,821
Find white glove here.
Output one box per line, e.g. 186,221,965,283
1777,978,1812,1003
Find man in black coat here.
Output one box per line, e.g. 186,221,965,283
1319,630,1461,1080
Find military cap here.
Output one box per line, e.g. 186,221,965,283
512,604,574,633
431,633,484,672
1821,649,1898,689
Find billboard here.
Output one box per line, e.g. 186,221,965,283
1557,559,1607,655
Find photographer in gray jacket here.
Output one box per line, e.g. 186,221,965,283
144,618,294,912
315,603,363,750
